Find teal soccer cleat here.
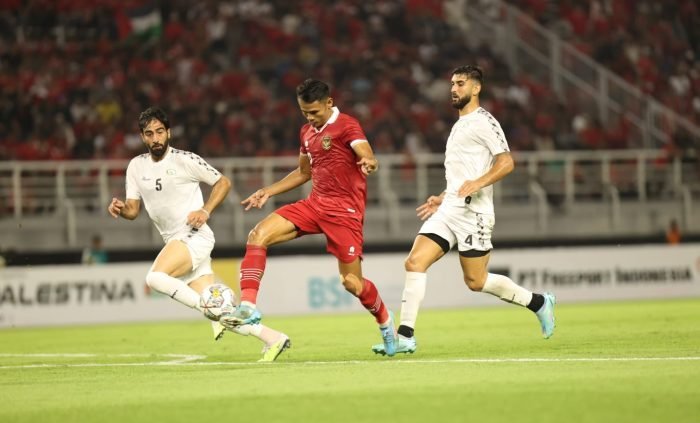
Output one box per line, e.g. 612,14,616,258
378,312,398,357
220,303,262,328
372,334,417,356
536,292,556,339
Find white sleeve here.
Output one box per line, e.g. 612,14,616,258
475,115,510,155
181,152,222,186
125,160,141,200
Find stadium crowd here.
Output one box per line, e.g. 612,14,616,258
511,0,700,127
0,0,697,162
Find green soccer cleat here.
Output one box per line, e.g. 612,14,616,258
211,321,226,341
220,303,262,328
372,334,417,355
536,292,556,339
258,334,291,362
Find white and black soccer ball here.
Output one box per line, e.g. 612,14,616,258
200,283,236,321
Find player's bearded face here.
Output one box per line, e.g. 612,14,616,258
141,119,170,158
148,138,169,157
450,76,479,110
451,91,471,109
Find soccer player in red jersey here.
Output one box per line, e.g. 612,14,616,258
221,79,398,356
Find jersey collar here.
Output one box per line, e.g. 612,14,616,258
459,106,483,120
312,107,340,133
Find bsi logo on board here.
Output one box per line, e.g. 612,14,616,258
307,277,354,310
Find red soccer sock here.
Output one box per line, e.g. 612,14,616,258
239,244,267,305
358,278,389,324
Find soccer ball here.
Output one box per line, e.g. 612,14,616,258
200,283,236,321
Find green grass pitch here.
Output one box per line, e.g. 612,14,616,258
1,298,699,423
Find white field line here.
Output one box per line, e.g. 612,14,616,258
0,354,698,369
0,353,206,369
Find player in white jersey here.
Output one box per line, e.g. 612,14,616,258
373,66,556,356
107,107,290,362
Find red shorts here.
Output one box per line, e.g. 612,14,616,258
275,198,364,263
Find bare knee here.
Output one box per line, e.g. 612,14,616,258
464,274,485,292
246,225,267,246
405,254,428,273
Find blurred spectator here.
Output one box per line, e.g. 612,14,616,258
81,233,108,264
665,219,681,245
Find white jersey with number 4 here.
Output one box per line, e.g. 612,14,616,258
125,147,222,243
442,107,510,215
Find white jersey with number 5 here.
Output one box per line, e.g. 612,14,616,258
442,107,510,215
125,147,222,243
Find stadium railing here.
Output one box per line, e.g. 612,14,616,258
0,149,696,250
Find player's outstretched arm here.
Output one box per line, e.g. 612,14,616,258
108,197,141,220
240,154,312,211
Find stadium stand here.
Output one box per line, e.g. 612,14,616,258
0,0,698,257
508,0,700,127
3,0,697,161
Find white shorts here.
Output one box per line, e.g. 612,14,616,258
162,227,215,284
418,204,495,252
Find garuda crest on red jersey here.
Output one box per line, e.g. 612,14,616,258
321,135,332,150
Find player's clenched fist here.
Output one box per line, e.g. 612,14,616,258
108,197,124,218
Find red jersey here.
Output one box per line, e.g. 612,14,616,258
299,107,368,218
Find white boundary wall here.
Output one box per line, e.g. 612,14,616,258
1,244,698,328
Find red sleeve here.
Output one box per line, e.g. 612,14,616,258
342,116,367,147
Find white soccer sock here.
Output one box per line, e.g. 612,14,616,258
145,271,202,310
230,323,282,346
400,271,427,329
229,323,260,336
258,325,284,346
481,273,533,307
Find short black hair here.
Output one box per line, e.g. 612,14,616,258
296,79,330,103
452,65,483,85
138,107,170,132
